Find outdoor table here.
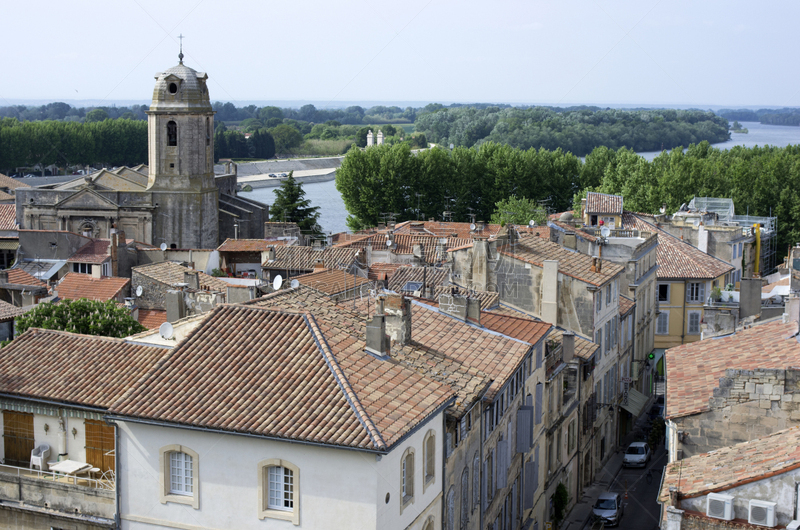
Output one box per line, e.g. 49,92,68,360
48,460,93,484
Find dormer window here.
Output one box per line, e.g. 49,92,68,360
167,121,178,146
169,82,178,94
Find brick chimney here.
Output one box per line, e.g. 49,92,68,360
366,296,390,358
384,294,412,346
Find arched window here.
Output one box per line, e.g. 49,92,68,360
422,516,435,530
258,458,300,524
423,429,435,490
401,447,415,511
460,467,469,529
206,117,210,146
159,444,199,509
446,486,455,530
167,120,177,146
472,452,480,510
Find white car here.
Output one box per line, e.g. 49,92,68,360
623,442,651,468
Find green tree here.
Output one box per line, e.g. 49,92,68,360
258,106,284,121
271,172,322,235
249,129,276,159
490,195,547,227
85,108,109,123
270,124,303,153
552,482,570,526
15,299,146,338
382,124,397,137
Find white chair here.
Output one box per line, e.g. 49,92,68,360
30,444,50,471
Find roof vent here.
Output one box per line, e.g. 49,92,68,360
748,499,776,527
706,492,734,520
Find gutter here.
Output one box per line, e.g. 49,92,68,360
0,392,107,414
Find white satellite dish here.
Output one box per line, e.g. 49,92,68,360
159,322,174,340
273,275,283,291
386,240,393,247
600,226,611,239
160,243,168,251
470,223,476,230
529,220,536,227
135,285,143,297
290,279,299,288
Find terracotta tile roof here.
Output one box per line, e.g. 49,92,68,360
217,238,287,252
133,261,229,292
658,425,800,504
0,204,17,231
549,219,599,243
330,233,368,245
335,232,472,263
479,312,552,345
0,299,28,321
6,268,46,287
515,225,551,240
763,276,790,293
137,309,167,330
547,327,599,360
0,173,30,191
368,263,407,282
498,234,624,287
665,320,800,419
619,295,635,316
262,246,361,272
392,220,502,240
0,329,166,409
623,213,733,280
68,239,110,264
112,303,454,450
434,285,499,309
255,288,493,417
586,192,623,214
55,273,130,302
388,266,449,293
294,269,373,296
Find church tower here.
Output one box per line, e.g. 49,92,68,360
146,47,218,248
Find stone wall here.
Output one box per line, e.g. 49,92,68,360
674,368,800,458
131,270,167,310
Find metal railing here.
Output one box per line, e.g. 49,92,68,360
0,463,114,491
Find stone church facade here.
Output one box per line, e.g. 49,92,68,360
15,58,267,248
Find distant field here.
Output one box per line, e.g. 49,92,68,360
400,124,415,134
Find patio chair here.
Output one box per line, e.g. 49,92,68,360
30,444,50,471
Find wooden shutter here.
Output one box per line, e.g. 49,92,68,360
534,383,543,425
2,411,34,466
85,419,115,472
516,406,532,453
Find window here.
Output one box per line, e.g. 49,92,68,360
596,328,603,359
102,262,110,277
167,120,178,146
461,467,470,529
401,448,415,509
606,284,611,306
258,459,299,524
486,451,494,502
424,430,436,490
159,445,199,509
473,452,480,510
206,117,211,146
568,420,576,453
687,282,705,303
597,292,602,312
656,311,669,335
657,284,669,303
688,311,701,335
72,263,93,274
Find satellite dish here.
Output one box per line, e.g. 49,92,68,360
470,223,476,230
273,275,283,291
135,285,143,297
290,279,299,288
386,240,393,247
159,322,174,340
600,226,611,238
160,243,168,251
529,220,536,227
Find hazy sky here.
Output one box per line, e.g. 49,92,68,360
2,0,798,108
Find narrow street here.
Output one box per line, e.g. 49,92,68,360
608,446,667,529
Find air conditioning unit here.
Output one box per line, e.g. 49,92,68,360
707,492,735,520
749,499,777,527
785,521,800,530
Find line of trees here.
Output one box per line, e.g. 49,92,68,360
414,107,731,156
717,107,800,126
337,141,800,260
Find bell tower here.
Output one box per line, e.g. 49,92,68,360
145,46,218,248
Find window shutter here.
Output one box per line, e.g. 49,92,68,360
511,480,517,526
523,461,535,510
507,421,514,462
686,283,691,301
535,345,542,370
497,440,507,489
516,406,532,452
533,445,539,494
482,461,488,510
535,384,543,425
699,283,705,301
446,432,453,459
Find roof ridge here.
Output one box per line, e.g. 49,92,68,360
304,313,386,451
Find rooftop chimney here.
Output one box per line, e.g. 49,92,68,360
384,294,412,346
438,291,468,321
268,247,276,261
166,290,186,323
366,296,390,358
184,270,200,290
314,259,325,271
0,269,9,284
562,331,575,362
466,296,481,325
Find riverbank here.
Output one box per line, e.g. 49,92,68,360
238,168,336,189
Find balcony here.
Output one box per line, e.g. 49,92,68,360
0,464,115,522
545,339,564,380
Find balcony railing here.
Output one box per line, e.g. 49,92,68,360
0,463,114,490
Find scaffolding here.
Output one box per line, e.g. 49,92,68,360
688,197,778,276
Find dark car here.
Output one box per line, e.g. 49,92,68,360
592,492,624,526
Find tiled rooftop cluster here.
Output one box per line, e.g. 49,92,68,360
262,245,361,272
585,192,623,214
133,261,229,292
55,273,130,302
294,268,372,296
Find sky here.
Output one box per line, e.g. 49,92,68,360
2,0,799,108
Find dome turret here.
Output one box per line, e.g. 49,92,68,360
150,63,212,113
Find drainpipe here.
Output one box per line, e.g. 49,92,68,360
680,280,687,345
441,412,447,530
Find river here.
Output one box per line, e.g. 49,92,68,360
245,121,800,235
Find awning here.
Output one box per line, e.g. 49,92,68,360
620,387,648,418
0,240,19,250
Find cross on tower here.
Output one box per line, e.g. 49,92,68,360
178,34,185,63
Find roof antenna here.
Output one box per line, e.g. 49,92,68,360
178,34,185,64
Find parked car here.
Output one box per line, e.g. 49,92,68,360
623,441,651,468
592,492,624,526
